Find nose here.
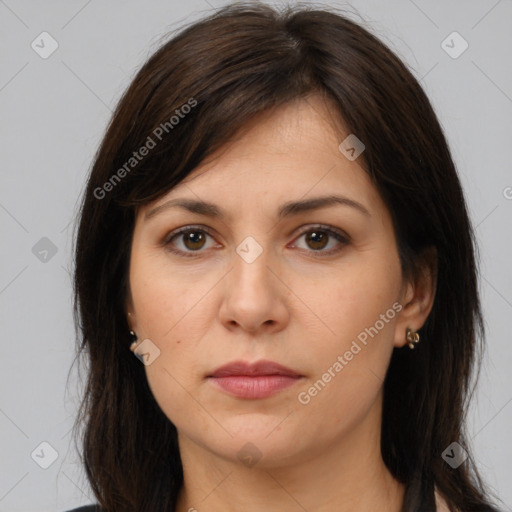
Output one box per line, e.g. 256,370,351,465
218,243,290,335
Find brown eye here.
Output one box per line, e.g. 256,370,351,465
305,230,329,250
181,230,207,250
164,227,217,256
292,225,350,256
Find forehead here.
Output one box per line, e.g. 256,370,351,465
139,94,381,221
185,94,350,175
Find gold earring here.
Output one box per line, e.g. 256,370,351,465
406,328,420,349
129,330,138,351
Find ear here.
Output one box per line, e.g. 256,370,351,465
126,299,142,353
394,247,437,348
125,291,138,334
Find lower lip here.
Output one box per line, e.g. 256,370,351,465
208,375,302,399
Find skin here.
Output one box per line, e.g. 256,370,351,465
126,93,436,512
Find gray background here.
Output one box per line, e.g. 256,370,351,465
0,0,511,511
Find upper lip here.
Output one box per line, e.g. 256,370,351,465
208,360,302,378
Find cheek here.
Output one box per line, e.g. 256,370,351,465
144,362,216,437
299,250,402,416
138,298,212,433
129,252,228,397
319,252,402,341
130,251,217,340
294,269,400,435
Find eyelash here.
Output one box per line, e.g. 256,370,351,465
162,224,350,259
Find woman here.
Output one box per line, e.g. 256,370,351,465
67,2,503,511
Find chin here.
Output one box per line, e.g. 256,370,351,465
200,418,308,468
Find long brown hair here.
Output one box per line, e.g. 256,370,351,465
71,2,502,511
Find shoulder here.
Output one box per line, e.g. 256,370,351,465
64,506,100,512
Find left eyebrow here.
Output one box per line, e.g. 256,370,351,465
144,194,371,222
277,195,370,218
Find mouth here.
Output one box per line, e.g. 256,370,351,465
207,360,303,399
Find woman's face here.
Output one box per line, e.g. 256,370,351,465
126,94,415,468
